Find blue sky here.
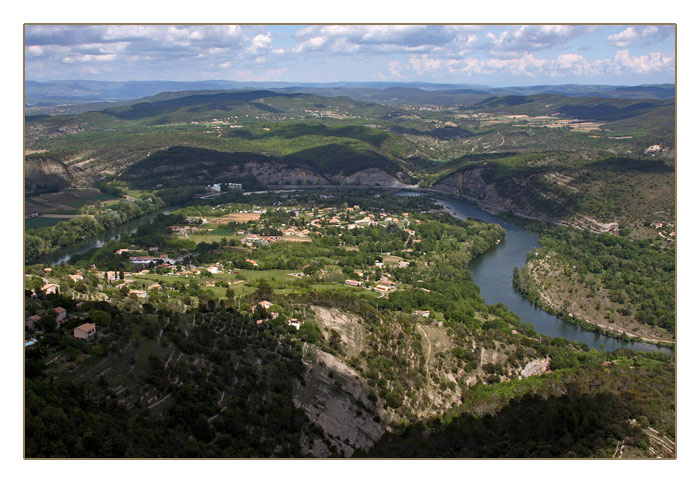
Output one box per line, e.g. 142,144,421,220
24,24,675,86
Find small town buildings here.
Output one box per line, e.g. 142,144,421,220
258,300,273,310
42,283,60,295
207,266,220,274
74,323,96,340
243,233,260,244
148,283,161,291
375,284,395,292
246,259,259,267
130,256,156,265
345,279,361,287
413,310,431,318
68,273,84,282
398,261,410,269
54,307,67,324
288,318,300,330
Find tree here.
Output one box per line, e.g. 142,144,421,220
37,314,57,332
254,281,274,301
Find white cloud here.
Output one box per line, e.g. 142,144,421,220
390,49,674,80
485,25,590,54
62,53,116,64
607,26,674,48
292,25,481,55
607,27,640,47
608,49,675,74
247,33,273,55
26,45,43,56
25,25,284,78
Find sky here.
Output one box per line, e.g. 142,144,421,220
24,24,675,86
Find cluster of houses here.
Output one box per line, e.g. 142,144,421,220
170,225,200,236
25,303,97,342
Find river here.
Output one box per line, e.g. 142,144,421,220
35,206,174,266
39,190,672,354
398,192,673,355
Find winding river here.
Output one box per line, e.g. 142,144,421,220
399,193,673,355
37,190,672,354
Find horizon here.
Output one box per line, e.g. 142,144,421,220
26,78,676,88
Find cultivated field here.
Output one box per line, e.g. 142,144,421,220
212,212,261,224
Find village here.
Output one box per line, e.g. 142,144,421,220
23,195,451,348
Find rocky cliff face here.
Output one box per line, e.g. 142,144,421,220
242,162,329,185
330,168,410,188
432,168,625,233
433,168,521,214
44,152,409,190
295,349,385,457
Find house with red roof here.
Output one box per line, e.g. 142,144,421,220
74,323,96,340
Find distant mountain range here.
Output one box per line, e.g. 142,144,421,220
25,80,676,107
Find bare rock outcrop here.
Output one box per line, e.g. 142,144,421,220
331,168,410,188
520,356,551,378
295,349,384,457
433,168,518,214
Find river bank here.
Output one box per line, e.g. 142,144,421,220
513,267,675,349
416,194,673,355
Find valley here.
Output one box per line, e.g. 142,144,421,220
24,83,676,459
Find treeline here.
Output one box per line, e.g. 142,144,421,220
25,195,165,262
